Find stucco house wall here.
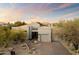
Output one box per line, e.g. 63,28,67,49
38,26,51,42
12,23,52,42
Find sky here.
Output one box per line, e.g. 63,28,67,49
0,3,79,23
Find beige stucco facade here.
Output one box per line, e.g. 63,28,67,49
12,23,52,42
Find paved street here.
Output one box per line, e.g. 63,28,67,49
34,42,71,55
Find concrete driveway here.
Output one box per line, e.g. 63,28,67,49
34,42,71,55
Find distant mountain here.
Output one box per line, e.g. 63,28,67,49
25,16,55,24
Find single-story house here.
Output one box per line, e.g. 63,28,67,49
12,22,52,42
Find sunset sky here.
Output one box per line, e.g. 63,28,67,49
0,3,79,23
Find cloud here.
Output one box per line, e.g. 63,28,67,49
0,3,78,23
18,4,73,15
15,4,54,16
0,8,25,23
57,4,72,9
50,3,73,11
59,11,79,18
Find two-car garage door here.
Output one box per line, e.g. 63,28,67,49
38,34,51,42
40,34,51,42
38,26,52,42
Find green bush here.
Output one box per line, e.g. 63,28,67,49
0,26,11,47
0,26,27,47
55,19,79,50
10,30,27,43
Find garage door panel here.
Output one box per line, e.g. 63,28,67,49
41,35,51,42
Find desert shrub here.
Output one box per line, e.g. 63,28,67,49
0,26,11,47
10,30,27,43
0,26,27,47
55,19,79,50
13,21,26,27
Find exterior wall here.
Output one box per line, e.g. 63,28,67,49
38,26,51,42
